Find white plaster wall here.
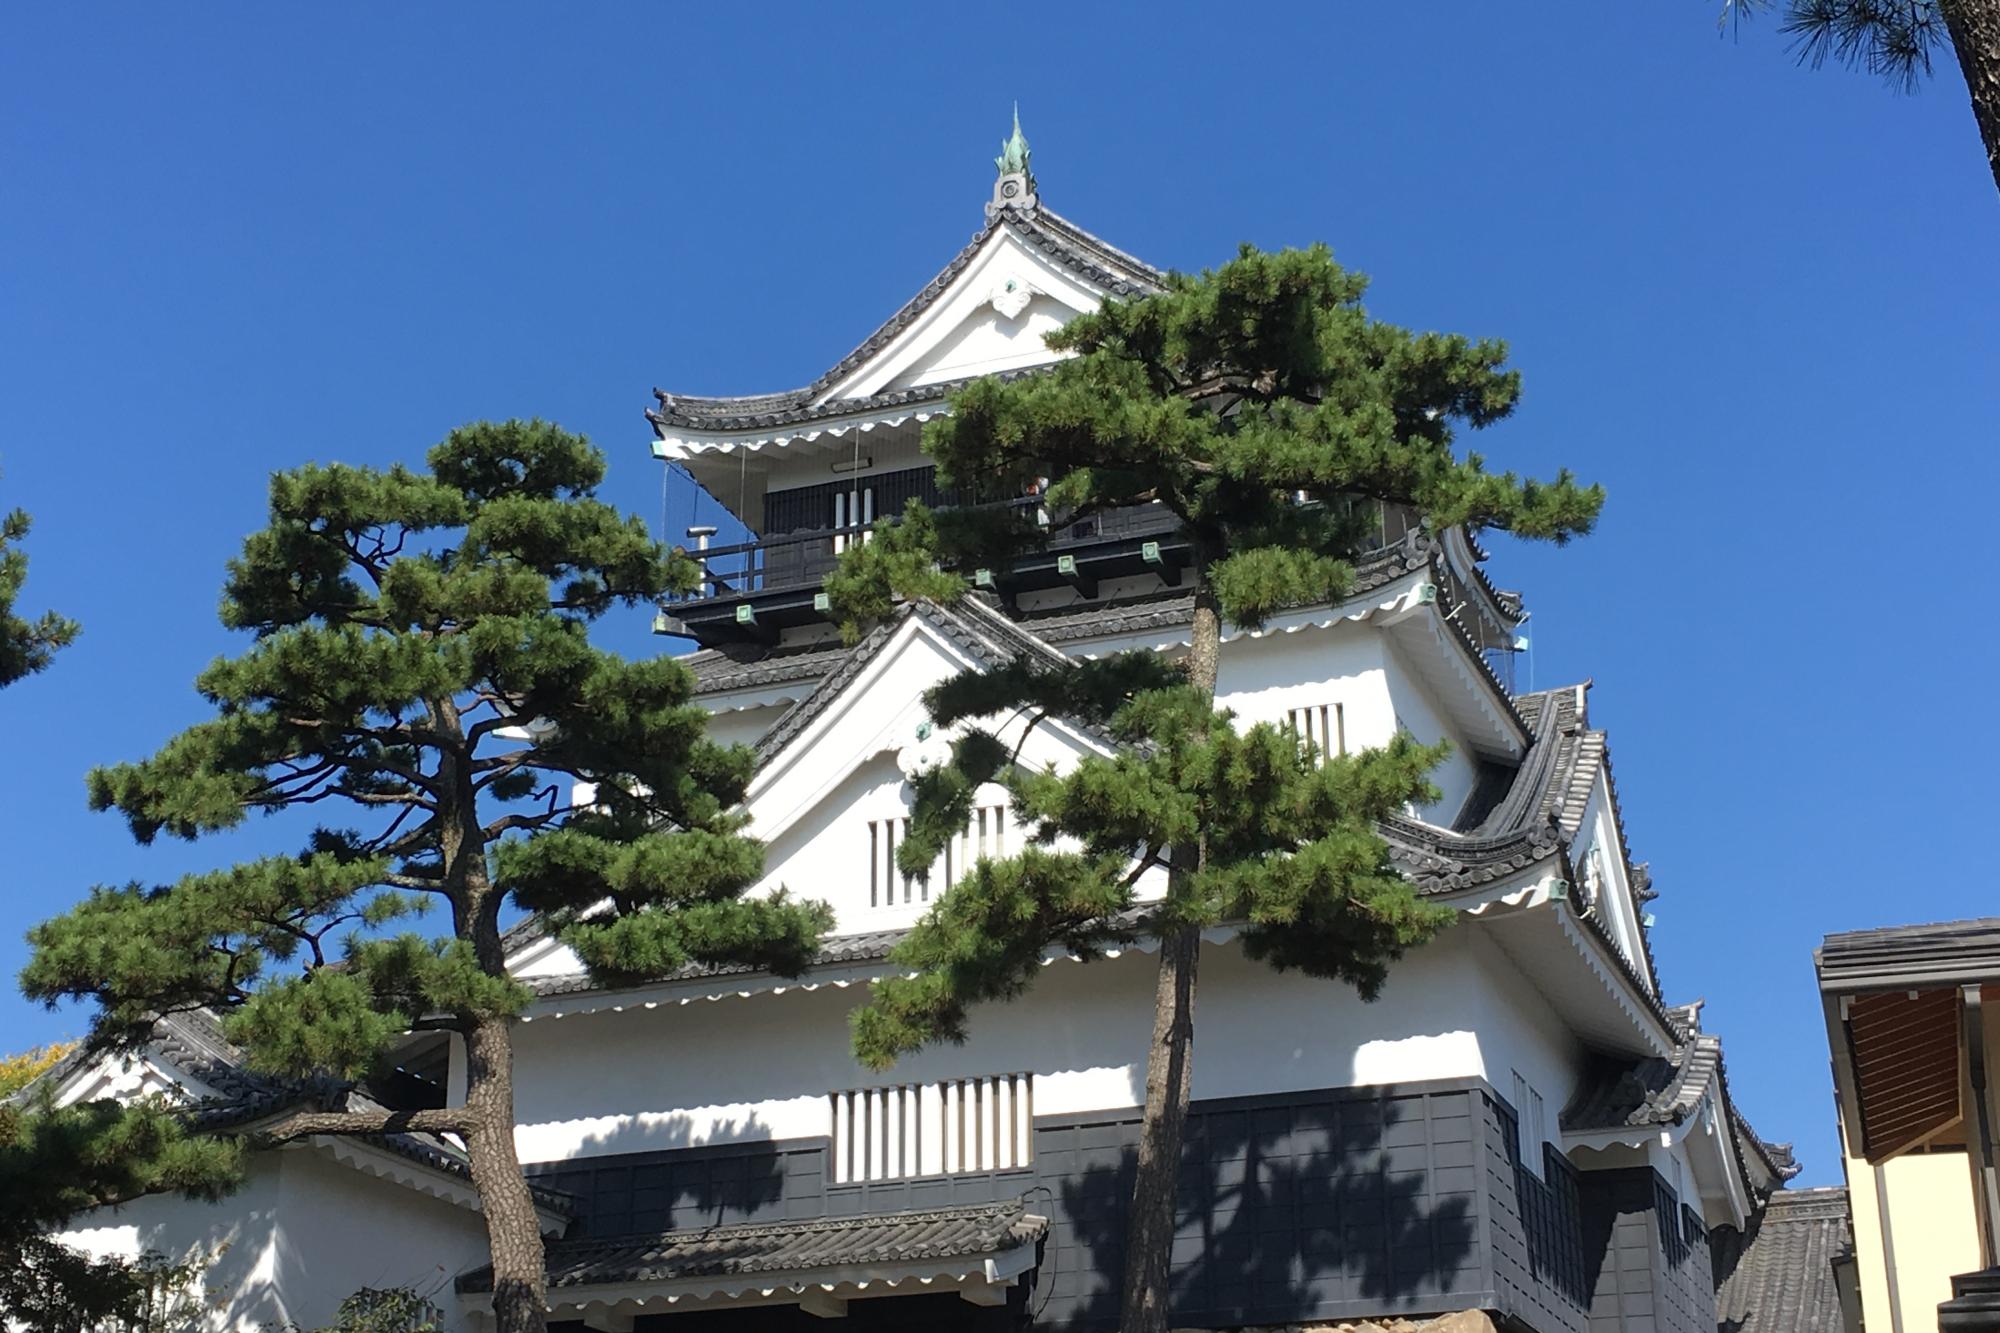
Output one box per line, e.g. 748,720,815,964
739,620,1101,935
54,1155,289,1332
51,1151,491,1333
510,924,1593,1167
833,230,1097,399
1210,623,1481,827
700,706,780,751
56,1049,215,1109
1379,638,1481,824
1457,927,1591,1171
1212,623,1396,745
894,292,1075,389
270,1149,492,1330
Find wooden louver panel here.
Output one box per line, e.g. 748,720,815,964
1848,987,1963,1162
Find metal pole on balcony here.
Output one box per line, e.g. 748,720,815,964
688,525,716,599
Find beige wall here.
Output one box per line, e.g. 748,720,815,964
1846,1143,1981,1333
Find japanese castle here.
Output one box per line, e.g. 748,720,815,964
38,125,1841,1333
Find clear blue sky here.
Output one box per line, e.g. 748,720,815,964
2,5,1994,1187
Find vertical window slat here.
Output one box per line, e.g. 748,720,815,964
826,1074,1035,1181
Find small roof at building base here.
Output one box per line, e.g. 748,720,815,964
455,1198,1047,1323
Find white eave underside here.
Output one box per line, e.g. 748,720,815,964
651,398,954,459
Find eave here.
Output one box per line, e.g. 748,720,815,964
290,1136,572,1235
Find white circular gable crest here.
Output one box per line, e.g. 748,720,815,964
988,273,1037,320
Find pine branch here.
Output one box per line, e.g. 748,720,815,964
379,872,448,892
254,1106,482,1143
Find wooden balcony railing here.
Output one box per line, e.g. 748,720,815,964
669,500,1183,604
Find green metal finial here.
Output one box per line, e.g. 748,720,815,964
994,103,1032,179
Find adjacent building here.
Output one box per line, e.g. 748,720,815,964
1817,918,2000,1333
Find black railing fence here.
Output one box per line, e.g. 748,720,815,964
671,497,1181,602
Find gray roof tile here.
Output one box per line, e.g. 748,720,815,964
456,1197,1047,1295
1713,1187,1853,1333
36,1010,575,1214
524,925,919,999
1818,916,2000,991
1562,1034,1723,1132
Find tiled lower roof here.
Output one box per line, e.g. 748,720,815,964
1562,1033,1722,1132
523,925,921,999
456,1198,1048,1294
40,1010,575,1215
1713,1187,1853,1333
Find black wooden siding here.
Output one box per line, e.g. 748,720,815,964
1579,1166,1716,1333
762,467,955,537
521,1078,1667,1333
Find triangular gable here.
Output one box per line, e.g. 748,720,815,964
815,213,1151,403
647,205,1162,450
507,600,1107,975
747,598,1106,851
44,1046,219,1110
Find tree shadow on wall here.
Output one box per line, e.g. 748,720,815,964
1037,1092,1478,1333
531,1111,799,1239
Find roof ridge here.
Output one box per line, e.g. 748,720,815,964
649,204,1164,437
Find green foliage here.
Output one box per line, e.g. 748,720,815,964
853,676,1457,1067
0,1086,242,1332
0,1090,243,1237
0,504,79,688
0,1235,155,1333
831,244,1599,1069
816,501,970,643
0,1239,221,1333
277,1287,446,1333
21,420,829,1174
1722,0,1947,92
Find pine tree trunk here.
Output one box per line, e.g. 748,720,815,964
1119,580,1223,1333
434,695,549,1333
462,1013,549,1333
1938,0,2000,198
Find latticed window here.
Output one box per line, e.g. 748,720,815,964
946,804,1007,886
868,816,918,907
1286,702,1346,763
828,1073,1035,1183
867,804,1008,908
1511,1070,1547,1179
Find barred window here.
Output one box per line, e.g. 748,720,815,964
868,816,918,908
869,804,1010,908
1286,702,1346,762
828,1073,1034,1183
1511,1070,1547,1178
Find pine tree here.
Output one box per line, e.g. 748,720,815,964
1,503,79,687
1722,0,2000,197
20,420,833,1333
827,246,1603,1333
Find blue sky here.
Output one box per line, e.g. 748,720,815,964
2,5,1994,1186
